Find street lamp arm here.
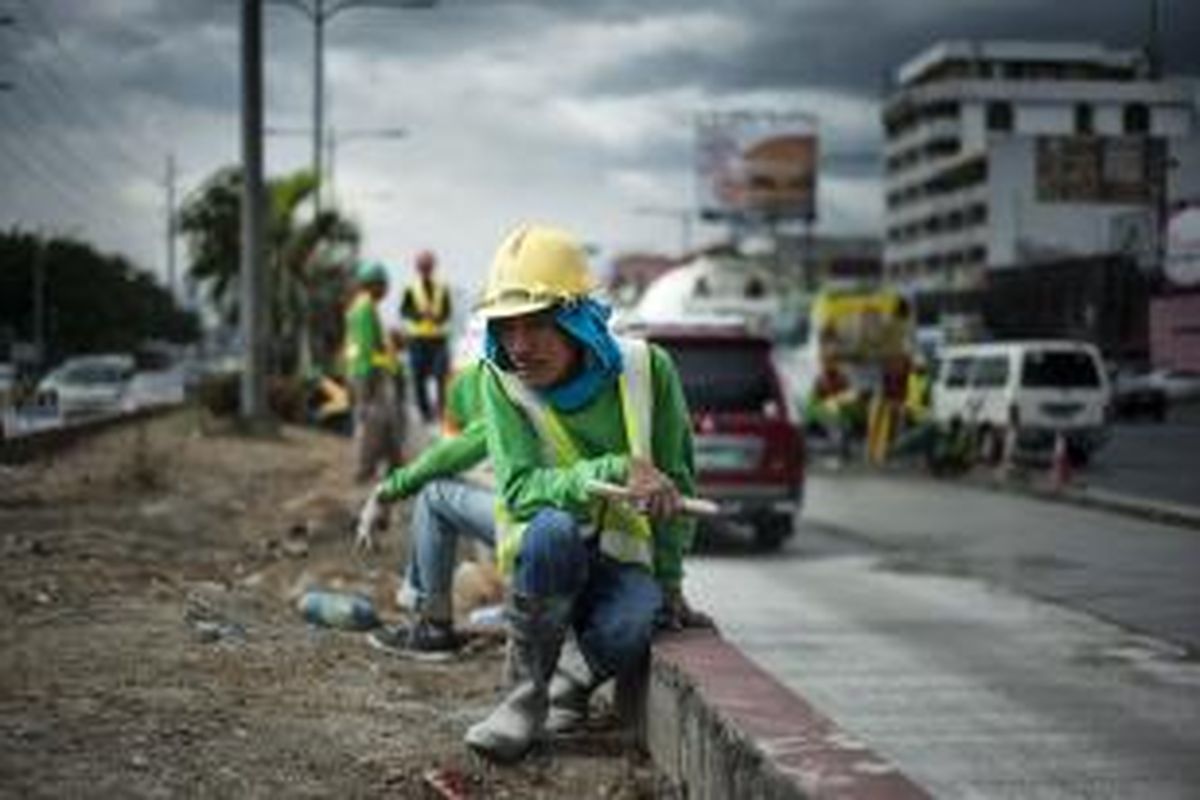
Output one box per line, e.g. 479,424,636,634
336,127,408,144
265,0,316,21
327,0,436,19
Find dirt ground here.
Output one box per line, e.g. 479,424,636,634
0,411,659,798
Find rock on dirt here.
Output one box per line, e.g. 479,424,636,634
0,412,658,798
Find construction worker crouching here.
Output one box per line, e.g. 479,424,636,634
344,260,405,484
401,249,452,425
463,223,707,763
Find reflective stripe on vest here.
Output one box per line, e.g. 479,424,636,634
405,280,448,339
492,337,654,574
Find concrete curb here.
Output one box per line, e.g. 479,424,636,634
640,629,930,800
0,404,181,465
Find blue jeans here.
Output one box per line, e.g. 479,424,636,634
408,338,449,423
404,479,496,621
513,509,663,680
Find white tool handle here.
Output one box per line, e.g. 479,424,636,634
586,480,722,517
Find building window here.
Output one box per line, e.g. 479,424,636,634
986,102,1013,132
1123,103,1150,134
1075,103,1094,135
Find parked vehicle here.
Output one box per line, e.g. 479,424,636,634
37,354,135,419
628,319,805,550
1148,368,1200,404
932,340,1111,466
1109,364,1168,422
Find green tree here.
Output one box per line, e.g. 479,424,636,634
0,229,199,364
178,166,360,374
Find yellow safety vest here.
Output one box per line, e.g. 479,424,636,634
404,279,449,339
492,337,655,574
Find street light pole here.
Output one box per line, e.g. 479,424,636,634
312,0,325,212
268,0,435,214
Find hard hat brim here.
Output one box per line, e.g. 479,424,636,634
475,295,558,320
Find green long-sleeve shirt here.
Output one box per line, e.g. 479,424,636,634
378,363,487,500
343,291,391,379
481,343,696,589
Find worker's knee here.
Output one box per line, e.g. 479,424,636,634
513,509,588,597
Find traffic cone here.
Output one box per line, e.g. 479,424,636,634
1050,431,1071,491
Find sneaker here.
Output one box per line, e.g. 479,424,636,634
368,619,460,661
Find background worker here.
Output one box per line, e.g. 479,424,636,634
400,250,452,425
463,223,706,763
807,352,856,464
356,361,493,659
344,261,404,484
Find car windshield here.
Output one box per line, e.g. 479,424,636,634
657,339,776,413
1020,351,1100,389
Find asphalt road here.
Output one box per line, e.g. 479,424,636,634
1089,419,1200,510
687,474,1200,799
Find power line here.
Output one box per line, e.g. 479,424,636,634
0,96,156,248
13,0,162,183
0,81,152,229
5,59,155,200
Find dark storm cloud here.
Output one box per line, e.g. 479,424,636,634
561,0,1200,99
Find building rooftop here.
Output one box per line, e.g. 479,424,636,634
896,40,1146,87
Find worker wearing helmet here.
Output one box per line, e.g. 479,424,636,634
400,249,452,425
344,260,404,483
463,223,707,763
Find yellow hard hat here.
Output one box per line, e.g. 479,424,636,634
476,223,596,319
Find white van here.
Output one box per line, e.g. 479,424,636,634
932,340,1111,464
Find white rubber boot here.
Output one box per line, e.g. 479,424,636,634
465,594,567,762
546,648,601,734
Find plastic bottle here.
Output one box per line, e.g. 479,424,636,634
296,590,380,630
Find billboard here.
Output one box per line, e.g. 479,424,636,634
695,111,818,222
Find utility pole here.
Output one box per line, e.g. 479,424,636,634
165,154,177,301
32,237,45,367
241,0,269,423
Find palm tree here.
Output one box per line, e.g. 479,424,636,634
179,166,360,375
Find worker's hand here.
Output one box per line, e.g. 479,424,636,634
353,486,390,553
657,587,715,632
625,457,682,518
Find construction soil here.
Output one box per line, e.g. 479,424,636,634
0,411,660,798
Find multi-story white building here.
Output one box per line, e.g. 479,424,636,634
882,40,1200,294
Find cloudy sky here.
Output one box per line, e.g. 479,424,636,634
2,0,1198,310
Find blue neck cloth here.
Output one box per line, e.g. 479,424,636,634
486,297,623,412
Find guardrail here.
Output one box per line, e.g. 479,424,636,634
0,402,183,465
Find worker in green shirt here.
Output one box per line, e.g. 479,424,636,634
356,362,494,659
343,261,403,484
462,223,706,763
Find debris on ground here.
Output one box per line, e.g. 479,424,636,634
0,412,658,797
